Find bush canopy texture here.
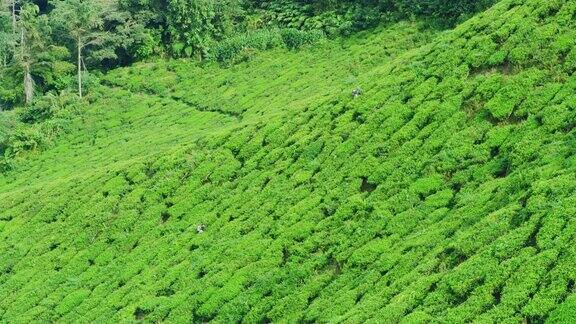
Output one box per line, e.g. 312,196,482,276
2,0,576,322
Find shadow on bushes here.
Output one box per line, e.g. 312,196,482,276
211,28,325,65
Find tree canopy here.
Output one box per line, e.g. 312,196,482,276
0,0,497,110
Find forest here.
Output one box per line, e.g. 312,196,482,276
0,0,492,104
2,0,576,322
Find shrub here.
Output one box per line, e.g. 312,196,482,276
0,112,16,150
211,29,283,63
280,28,325,50
18,98,55,124
211,28,324,64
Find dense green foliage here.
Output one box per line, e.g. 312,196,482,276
0,0,497,110
250,0,496,34
211,28,325,63
0,91,79,170
2,0,576,321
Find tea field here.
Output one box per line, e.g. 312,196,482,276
2,0,576,322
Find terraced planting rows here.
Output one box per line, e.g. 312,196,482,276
2,0,576,321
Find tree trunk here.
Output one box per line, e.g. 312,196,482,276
20,24,33,105
23,62,33,104
20,21,24,57
77,38,82,99
11,0,17,34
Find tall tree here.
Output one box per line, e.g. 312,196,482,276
15,3,46,104
1,1,70,108
3,0,18,33
50,0,106,99
0,32,12,67
0,5,15,67
0,7,15,110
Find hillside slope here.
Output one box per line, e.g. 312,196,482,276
2,0,576,322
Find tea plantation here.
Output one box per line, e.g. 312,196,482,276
2,0,576,322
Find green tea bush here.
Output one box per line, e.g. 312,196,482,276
2,1,576,322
